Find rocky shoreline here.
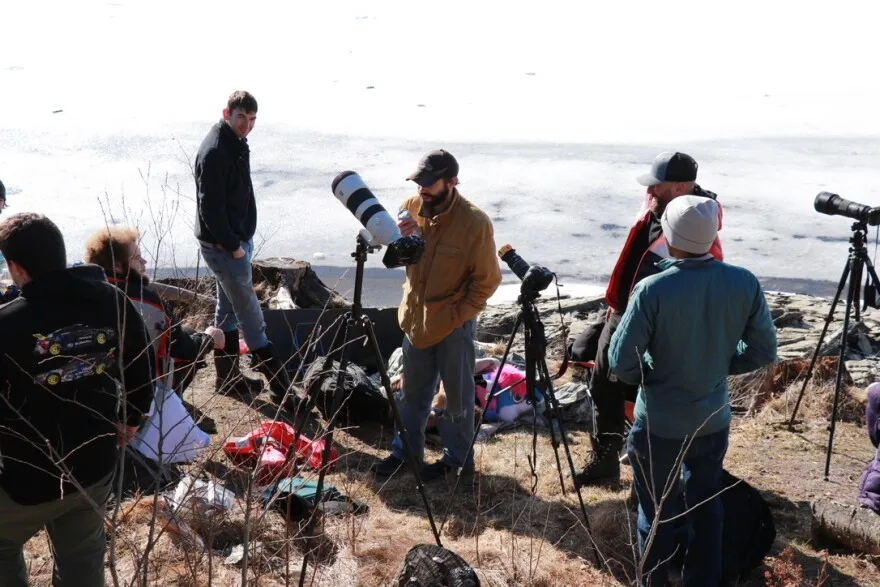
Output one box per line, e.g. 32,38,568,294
477,290,880,389
158,259,880,389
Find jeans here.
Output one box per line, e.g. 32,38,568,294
391,320,476,470
0,473,113,587
199,239,268,350
627,421,728,587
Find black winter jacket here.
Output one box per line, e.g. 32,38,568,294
193,121,257,252
0,265,154,505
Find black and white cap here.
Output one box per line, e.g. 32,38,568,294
637,152,698,187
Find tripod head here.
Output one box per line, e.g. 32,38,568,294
354,230,379,258
516,288,542,306
850,221,869,250
348,232,382,319
515,293,548,363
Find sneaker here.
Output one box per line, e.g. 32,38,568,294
370,453,407,477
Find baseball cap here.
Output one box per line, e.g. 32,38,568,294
637,152,698,187
406,150,459,187
660,195,719,255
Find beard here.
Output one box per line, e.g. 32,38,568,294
422,185,452,214
649,195,665,216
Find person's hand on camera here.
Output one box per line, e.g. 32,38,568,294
398,216,418,237
232,247,246,259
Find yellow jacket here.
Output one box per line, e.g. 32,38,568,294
398,190,502,348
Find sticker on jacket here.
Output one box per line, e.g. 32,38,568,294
32,324,118,357
34,347,118,387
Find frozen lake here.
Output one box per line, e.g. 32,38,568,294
2,0,879,302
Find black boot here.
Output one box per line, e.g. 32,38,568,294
214,330,264,397
250,342,300,411
180,398,218,435
573,433,622,488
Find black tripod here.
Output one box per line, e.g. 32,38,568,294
297,234,441,586
788,221,880,480
442,286,600,566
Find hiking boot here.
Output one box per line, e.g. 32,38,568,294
420,460,475,484
573,434,622,488
214,330,263,397
250,342,300,411
370,453,407,477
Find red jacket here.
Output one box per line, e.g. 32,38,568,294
605,188,724,313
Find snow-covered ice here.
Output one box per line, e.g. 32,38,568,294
2,0,879,299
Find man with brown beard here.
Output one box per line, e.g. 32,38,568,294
571,152,725,487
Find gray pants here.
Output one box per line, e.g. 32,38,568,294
392,320,476,470
0,474,112,587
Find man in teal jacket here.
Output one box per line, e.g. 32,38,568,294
609,195,777,587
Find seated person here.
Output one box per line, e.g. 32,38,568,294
859,382,880,513
83,227,223,432
392,357,533,433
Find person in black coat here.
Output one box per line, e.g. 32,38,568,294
0,213,154,585
193,90,296,411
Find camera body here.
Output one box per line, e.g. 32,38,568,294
498,245,554,297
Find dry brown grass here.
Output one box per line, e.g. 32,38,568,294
19,355,880,586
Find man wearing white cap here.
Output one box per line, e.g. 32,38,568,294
608,195,777,587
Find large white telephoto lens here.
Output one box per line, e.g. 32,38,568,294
331,171,425,268
331,171,401,246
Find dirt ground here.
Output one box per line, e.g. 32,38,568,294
19,363,880,586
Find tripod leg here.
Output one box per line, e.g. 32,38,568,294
536,355,602,566
825,257,859,480
298,318,352,587
863,252,880,309
439,313,525,533
362,318,443,547
522,320,568,495
788,259,851,428
853,260,864,322
292,313,348,449
539,395,568,496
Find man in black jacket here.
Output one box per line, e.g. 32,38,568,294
194,90,295,409
0,213,154,586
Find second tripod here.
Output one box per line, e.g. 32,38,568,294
788,220,880,480
442,286,600,565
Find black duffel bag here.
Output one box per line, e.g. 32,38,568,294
303,356,391,425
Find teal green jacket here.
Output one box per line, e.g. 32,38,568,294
608,257,777,439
